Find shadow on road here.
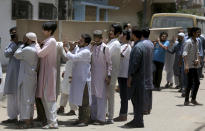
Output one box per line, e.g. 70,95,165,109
195,123,205,131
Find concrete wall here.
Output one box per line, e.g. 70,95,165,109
0,0,16,65
108,0,143,26
0,0,56,66
17,20,115,42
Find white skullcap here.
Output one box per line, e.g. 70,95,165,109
178,33,185,38
26,32,37,42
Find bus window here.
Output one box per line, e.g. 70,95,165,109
152,16,194,32
197,20,203,30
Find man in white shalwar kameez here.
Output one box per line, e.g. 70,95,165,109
14,32,38,128
90,30,112,124
57,44,78,115
106,24,122,124
63,34,92,127
56,42,67,99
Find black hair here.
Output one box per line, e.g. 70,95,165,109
190,27,199,37
123,23,129,30
9,27,16,34
111,24,122,36
159,32,168,38
81,34,91,44
142,28,150,38
122,30,131,41
42,21,57,35
132,27,142,39
196,27,201,31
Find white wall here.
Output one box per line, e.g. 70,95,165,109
0,0,56,66
0,0,15,65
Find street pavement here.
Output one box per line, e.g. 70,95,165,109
0,70,205,131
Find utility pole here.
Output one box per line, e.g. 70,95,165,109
143,0,147,28
67,0,73,20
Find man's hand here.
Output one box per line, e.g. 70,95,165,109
127,77,132,88
69,76,72,83
185,65,189,74
105,76,111,85
62,72,65,78
194,60,199,66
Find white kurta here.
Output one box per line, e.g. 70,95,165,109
61,60,72,95
14,44,38,120
61,46,79,95
56,42,67,97
67,46,92,106
106,38,121,120
164,45,175,83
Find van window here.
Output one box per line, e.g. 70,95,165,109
152,16,194,31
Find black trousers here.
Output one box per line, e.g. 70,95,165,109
131,85,144,124
153,61,164,88
79,84,90,123
118,77,128,116
185,68,200,102
35,98,47,123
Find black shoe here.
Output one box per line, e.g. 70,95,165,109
178,88,182,92
2,119,18,124
66,110,76,116
75,122,88,127
57,107,64,114
175,86,180,89
93,120,105,125
181,93,185,97
152,88,161,91
191,100,203,105
106,119,114,124
184,101,190,106
123,120,144,128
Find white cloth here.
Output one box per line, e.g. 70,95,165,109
26,32,37,42
118,43,131,78
42,91,57,124
61,60,72,95
67,46,92,106
14,44,38,120
59,93,78,111
164,45,175,83
91,95,106,122
56,42,67,97
107,38,121,120
7,94,19,119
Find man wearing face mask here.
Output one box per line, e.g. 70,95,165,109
2,27,21,124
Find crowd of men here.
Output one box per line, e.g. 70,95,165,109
0,21,204,129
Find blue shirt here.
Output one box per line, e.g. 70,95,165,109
153,40,170,63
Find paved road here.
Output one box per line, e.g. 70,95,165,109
0,71,205,131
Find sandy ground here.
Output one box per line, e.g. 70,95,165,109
0,67,205,131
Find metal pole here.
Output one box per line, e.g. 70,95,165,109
143,0,147,28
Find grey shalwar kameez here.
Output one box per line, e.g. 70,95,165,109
4,42,20,119
128,41,146,125
142,40,154,113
